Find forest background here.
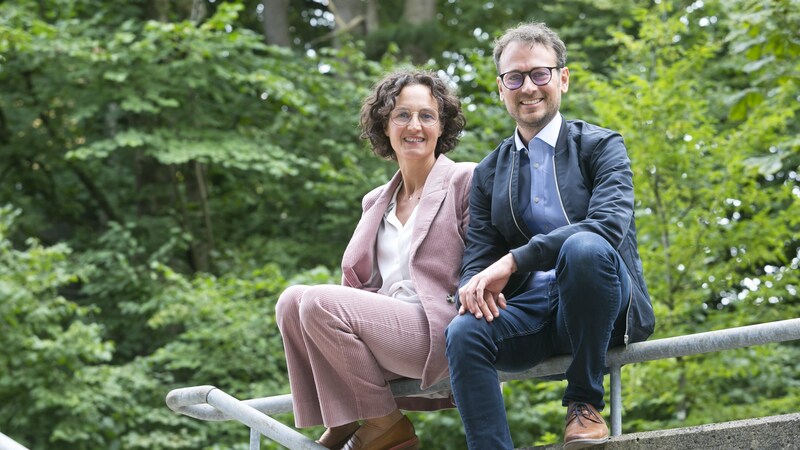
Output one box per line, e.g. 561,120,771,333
1,0,798,448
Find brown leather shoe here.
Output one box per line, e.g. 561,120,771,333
563,402,609,449
316,424,359,450
342,416,420,450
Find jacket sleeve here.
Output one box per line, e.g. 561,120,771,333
510,131,634,272
456,163,511,306
340,186,383,287
458,164,476,240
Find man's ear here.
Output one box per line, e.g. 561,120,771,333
496,76,504,102
560,67,570,93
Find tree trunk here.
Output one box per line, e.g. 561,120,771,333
146,0,170,21
402,0,436,63
365,0,379,34
190,0,207,23
261,0,291,47
171,162,211,273
324,0,366,47
403,0,435,25
333,0,366,34
193,161,214,271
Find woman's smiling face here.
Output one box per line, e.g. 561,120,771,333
385,84,442,163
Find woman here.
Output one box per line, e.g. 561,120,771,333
276,69,475,450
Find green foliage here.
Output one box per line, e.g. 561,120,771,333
0,0,392,274
504,380,567,447
77,221,191,361
580,0,800,434
0,205,114,449
0,0,798,448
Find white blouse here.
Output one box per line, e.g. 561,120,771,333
375,184,420,303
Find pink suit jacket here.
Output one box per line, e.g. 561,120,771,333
340,154,475,399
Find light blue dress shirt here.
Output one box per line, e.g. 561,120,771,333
514,114,569,293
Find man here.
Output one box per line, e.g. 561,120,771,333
445,22,655,450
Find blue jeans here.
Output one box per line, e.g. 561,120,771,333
445,232,631,450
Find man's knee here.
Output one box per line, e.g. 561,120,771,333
559,232,614,267
445,315,490,359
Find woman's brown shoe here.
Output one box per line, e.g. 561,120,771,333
342,416,420,450
316,423,359,450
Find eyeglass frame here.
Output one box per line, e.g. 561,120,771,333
498,66,563,90
389,108,441,127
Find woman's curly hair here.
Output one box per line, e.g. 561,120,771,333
360,69,465,160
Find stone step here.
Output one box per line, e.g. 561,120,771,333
519,413,800,450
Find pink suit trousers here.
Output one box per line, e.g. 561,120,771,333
276,284,430,427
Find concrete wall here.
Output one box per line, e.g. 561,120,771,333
521,413,800,450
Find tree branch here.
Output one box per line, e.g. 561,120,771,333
306,15,365,46
22,71,121,224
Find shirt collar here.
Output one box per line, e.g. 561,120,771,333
514,113,562,151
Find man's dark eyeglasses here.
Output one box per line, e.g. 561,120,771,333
499,67,562,90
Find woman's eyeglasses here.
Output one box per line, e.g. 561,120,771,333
390,109,440,127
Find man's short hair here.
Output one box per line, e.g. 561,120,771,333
493,22,567,73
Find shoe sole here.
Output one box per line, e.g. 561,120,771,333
316,429,357,450
387,436,420,450
563,436,609,450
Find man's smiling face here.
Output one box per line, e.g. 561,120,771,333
496,41,569,143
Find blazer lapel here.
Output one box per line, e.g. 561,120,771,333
410,155,453,258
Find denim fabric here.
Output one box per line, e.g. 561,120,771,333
445,232,631,450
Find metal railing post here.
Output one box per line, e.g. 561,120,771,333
610,364,622,436
250,428,260,450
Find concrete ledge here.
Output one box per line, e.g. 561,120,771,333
521,413,800,450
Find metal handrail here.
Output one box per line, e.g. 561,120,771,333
166,386,324,450
166,318,800,448
0,432,30,450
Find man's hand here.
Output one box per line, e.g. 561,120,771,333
458,253,517,322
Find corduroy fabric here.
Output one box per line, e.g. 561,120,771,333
277,284,429,427
275,155,475,428
340,155,476,389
